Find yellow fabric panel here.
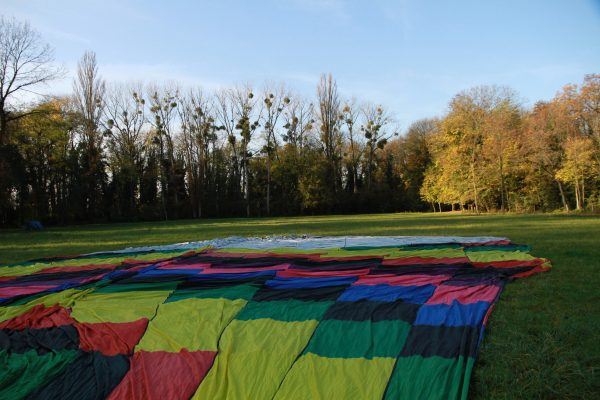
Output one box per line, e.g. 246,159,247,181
0,288,91,322
0,251,189,277
136,297,247,352
466,250,536,262
0,263,48,277
390,247,466,259
192,318,318,400
273,353,395,400
215,246,465,259
70,288,173,323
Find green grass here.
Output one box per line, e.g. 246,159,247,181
1,212,598,399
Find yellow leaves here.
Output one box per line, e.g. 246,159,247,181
555,136,597,184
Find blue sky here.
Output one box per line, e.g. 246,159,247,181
4,0,600,127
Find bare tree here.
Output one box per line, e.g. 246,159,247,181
73,51,106,149
0,17,63,144
102,83,148,215
231,85,260,217
361,103,394,189
282,96,314,151
103,83,147,164
71,51,106,219
340,99,362,193
147,83,179,220
179,89,216,218
261,84,289,215
317,74,342,194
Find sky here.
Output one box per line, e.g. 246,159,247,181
3,0,600,128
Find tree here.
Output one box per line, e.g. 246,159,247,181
361,103,394,189
230,86,260,217
0,17,63,145
72,51,106,220
103,83,147,218
148,84,179,220
556,136,596,210
316,74,342,207
261,85,288,216
178,89,217,218
13,99,72,221
396,118,436,210
340,100,362,194
282,96,314,151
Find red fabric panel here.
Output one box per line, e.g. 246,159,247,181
512,265,551,278
471,259,545,268
426,284,501,305
33,263,120,274
277,268,371,278
0,284,57,298
200,263,291,274
0,304,75,330
76,318,149,356
315,256,383,262
207,250,325,259
157,262,210,270
355,273,450,286
108,350,216,400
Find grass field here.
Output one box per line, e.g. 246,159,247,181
1,212,598,399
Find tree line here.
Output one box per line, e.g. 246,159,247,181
0,17,598,226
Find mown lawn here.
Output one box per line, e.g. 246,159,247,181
1,212,598,399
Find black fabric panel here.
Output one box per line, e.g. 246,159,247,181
0,326,79,354
10,268,113,284
178,276,268,289
323,300,420,323
252,285,347,302
27,351,130,400
400,325,480,358
117,275,187,284
172,255,302,268
370,264,474,275
290,259,383,271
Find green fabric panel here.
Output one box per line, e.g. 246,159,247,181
465,244,529,252
0,288,91,322
273,353,395,400
235,299,332,322
136,297,247,352
384,355,475,400
93,281,177,294
0,350,79,400
215,247,323,255
166,284,258,302
192,318,318,400
345,244,463,251
305,319,411,359
70,284,175,323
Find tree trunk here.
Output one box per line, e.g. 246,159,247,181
499,158,506,212
574,179,581,210
557,181,569,212
470,161,479,213
266,155,271,216
0,108,7,145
